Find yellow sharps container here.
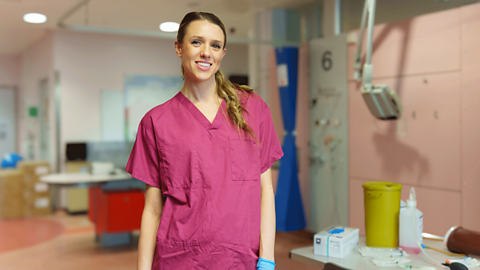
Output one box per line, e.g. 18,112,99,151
363,181,403,247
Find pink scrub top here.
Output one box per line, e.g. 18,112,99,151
126,91,283,270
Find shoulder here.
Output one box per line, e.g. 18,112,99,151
140,95,177,130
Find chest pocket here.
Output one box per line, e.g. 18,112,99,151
229,138,260,181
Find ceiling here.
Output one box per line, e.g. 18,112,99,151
1,0,479,56
0,0,318,55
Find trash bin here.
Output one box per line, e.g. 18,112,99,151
363,181,403,247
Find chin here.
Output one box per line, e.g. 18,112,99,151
193,73,214,82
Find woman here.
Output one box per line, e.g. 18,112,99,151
126,11,283,270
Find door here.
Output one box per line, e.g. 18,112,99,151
0,86,16,159
38,78,50,162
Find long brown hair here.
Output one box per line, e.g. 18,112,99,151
177,12,257,141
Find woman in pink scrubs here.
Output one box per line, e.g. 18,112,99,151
126,11,283,270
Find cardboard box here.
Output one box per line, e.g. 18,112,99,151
17,160,51,191
17,161,51,175
0,169,26,219
0,196,24,219
15,161,52,218
32,193,52,216
314,226,359,258
0,169,24,196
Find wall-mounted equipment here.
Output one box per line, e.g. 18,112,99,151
354,0,403,120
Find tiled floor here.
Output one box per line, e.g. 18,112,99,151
0,210,318,270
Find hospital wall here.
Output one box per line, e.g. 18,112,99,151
0,55,21,86
0,34,55,165
19,32,56,169
4,30,248,171
348,3,480,236
341,0,476,33
53,30,248,170
0,55,22,156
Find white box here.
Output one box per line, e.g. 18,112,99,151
89,162,114,175
314,226,359,258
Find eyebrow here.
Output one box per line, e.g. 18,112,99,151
190,36,223,44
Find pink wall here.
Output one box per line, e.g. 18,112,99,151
0,55,21,86
459,3,480,231
54,30,248,170
348,3,480,236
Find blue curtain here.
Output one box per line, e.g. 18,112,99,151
274,47,306,232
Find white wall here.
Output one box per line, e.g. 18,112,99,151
54,30,248,170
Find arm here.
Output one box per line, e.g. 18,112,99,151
137,184,164,270
259,168,276,261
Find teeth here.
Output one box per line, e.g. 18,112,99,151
197,62,211,67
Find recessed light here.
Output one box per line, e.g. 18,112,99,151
23,13,47,24
160,22,179,32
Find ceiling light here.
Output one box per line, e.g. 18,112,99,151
160,22,179,32
23,13,47,24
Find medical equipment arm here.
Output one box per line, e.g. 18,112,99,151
353,0,370,81
354,0,403,120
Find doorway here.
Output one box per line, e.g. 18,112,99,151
0,86,17,159
38,78,50,162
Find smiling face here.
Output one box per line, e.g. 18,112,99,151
175,20,226,83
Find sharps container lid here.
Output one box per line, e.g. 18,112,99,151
362,181,403,191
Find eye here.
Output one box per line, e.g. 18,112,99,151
212,44,221,49
192,40,201,45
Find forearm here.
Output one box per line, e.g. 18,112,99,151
138,185,163,270
259,169,276,261
137,209,161,270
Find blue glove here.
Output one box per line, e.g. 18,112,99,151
257,257,275,270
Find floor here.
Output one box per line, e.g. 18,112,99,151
0,210,319,270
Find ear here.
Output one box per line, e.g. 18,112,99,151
175,41,182,57
221,48,226,60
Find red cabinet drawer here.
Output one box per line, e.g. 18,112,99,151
92,189,145,234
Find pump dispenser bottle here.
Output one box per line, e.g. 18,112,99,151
399,187,423,254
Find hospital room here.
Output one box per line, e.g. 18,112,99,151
1,0,480,269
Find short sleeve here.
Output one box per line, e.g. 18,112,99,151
258,102,284,173
125,116,161,188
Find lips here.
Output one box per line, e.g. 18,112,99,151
195,61,212,71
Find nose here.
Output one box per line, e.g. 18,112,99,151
200,44,211,59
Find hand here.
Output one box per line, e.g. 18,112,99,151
257,257,275,270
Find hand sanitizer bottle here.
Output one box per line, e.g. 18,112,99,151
399,187,423,254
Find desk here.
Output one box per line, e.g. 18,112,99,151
40,172,134,185
40,172,145,247
290,236,476,269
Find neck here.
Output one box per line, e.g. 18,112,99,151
181,74,219,104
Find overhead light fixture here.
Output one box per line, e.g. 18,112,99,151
159,22,179,32
23,13,47,24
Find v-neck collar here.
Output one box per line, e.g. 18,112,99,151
176,91,225,131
